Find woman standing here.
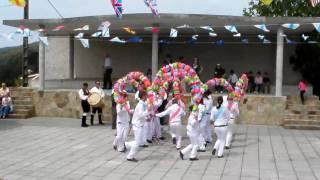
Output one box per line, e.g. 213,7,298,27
298,79,307,105
210,96,231,158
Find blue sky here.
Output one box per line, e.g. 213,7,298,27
0,0,249,48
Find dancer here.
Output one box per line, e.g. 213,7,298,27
113,93,133,152
198,99,207,152
210,96,231,158
125,91,149,162
156,98,186,149
203,90,213,144
180,105,200,161
78,83,90,127
224,96,239,149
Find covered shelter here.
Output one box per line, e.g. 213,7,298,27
4,14,320,96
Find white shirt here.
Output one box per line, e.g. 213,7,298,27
78,89,89,101
90,86,105,98
116,102,132,124
203,96,213,114
2,97,12,106
104,57,112,68
229,102,240,119
228,74,238,84
156,103,186,125
210,105,231,126
132,100,149,128
187,112,200,133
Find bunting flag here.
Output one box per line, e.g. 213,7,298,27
110,37,126,43
15,26,31,37
80,39,89,48
91,32,102,37
176,24,191,29
123,27,136,35
302,34,309,41
215,40,225,46
111,0,123,18
282,23,300,30
254,24,270,32
128,37,143,43
312,23,320,32
74,25,89,31
233,33,241,37
209,32,217,37
144,0,159,16
200,26,214,32
75,33,84,39
242,39,249,44
310,0,320,7
39,37,49,47
224,25,238,33
170,28,178,38
260,0,273,6
263,39,271,44
159,39,170,45
286,38,295,44
192,34,199,40
8,0,26,7
280,32,287,37
258,34,265,40
52,25,65,31
102,28,110,37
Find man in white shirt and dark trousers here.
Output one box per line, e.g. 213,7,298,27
78,83,90,127
126,91,149,162
90,81,105,125
103,54,112,89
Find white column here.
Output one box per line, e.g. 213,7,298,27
38,32,45,90
151,31,159,80
275,28,284,96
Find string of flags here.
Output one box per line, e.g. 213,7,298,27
3,21,320,48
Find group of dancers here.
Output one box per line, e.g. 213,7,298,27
111,90,239,162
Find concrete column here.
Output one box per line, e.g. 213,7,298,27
275,28,284,96
38,29,45,91
151,31,159,80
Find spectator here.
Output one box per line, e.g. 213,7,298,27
192,57,203,77
254,72,263,93
162,54,172,66
0,94,12,119
298,79,307,105
247,72,255,93
0,83,10,101
263,72,271,94
178,56,186,64
103,53,113,89
228,70,238,88
146,68,152,80
214,64,226,93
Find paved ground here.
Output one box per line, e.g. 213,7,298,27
0,117,320,180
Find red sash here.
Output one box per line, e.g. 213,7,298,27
169,107,181,122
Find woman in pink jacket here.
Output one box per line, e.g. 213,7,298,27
298,80,307,105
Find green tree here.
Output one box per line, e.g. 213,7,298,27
244,0,320,96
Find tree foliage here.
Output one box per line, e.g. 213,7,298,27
244,0,320,17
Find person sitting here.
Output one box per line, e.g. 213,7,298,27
228,70,238,88
0,94,12,119
263,72,271,94
247,71,255,93
214,64,226,93
0,83,10,101
254,72,263,93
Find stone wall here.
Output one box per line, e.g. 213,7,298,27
32,90,286,126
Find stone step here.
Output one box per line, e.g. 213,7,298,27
11,96,33,101
7,113,29,119
282,124,320,130
283,119,320,126
14,104,34,109
10,91,33,97
284,114,303,119
308,115,320,120
13,109,33,114
307,110,320,115
12,100,33,105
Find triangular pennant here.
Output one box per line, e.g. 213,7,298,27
312,23,320,32
209,32,217,37
111,0,123,18
254,24,270,32
75,33,84,39
258,34,265,40
176,24,191,29
302,34,309,41
216,40,225,46
91,32,102,37
39,37,49,47
102,28,110,38
123,27,136,35
144,0,159,16
224,25,238,33
128,37,143,43
192,34,199,40
74,25,89,31
52,25,65,31
200,26,214,32
110,37,126,43
282,23,300,30
170,28,178,38
8,0,26,7
233,33,241,37
80,39,89,48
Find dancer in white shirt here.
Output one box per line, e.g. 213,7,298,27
223,96,240,149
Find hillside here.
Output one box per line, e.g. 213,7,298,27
0,43,39,86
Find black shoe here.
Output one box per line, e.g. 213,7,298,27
197,149,206,152
189,158,199,161
81,124,89,127
206,141,212,144
159,137,165,140
179,151,184,160
172,137,177,145
127,158,138,162
217,155,224,158
147,139,153,144
99,122,105,125
113,145,117,151
204,143,208,147
139,144,148,148
225,146,231,150
212,149,216,156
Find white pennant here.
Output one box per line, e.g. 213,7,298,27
312,23,320,33
75,33,84,39
102,28,110,38
91,32,102,37
39,36,49,47
302,34,309,41
224,25,238,33
80,39,90,48
209,32,217,37
254,24,270,32
74,25,90,31
170,28,178,38
110,37,126,43
200,26,214,32
282,23,300,30
233,33,241,37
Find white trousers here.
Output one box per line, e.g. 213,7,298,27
213,126,227,157
170,124,183,149
181,130,199,159
143,121,152,143
226,118,235,147
126,126,144,159
113,123,129,151
199,115,211,150
152,117,162,138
